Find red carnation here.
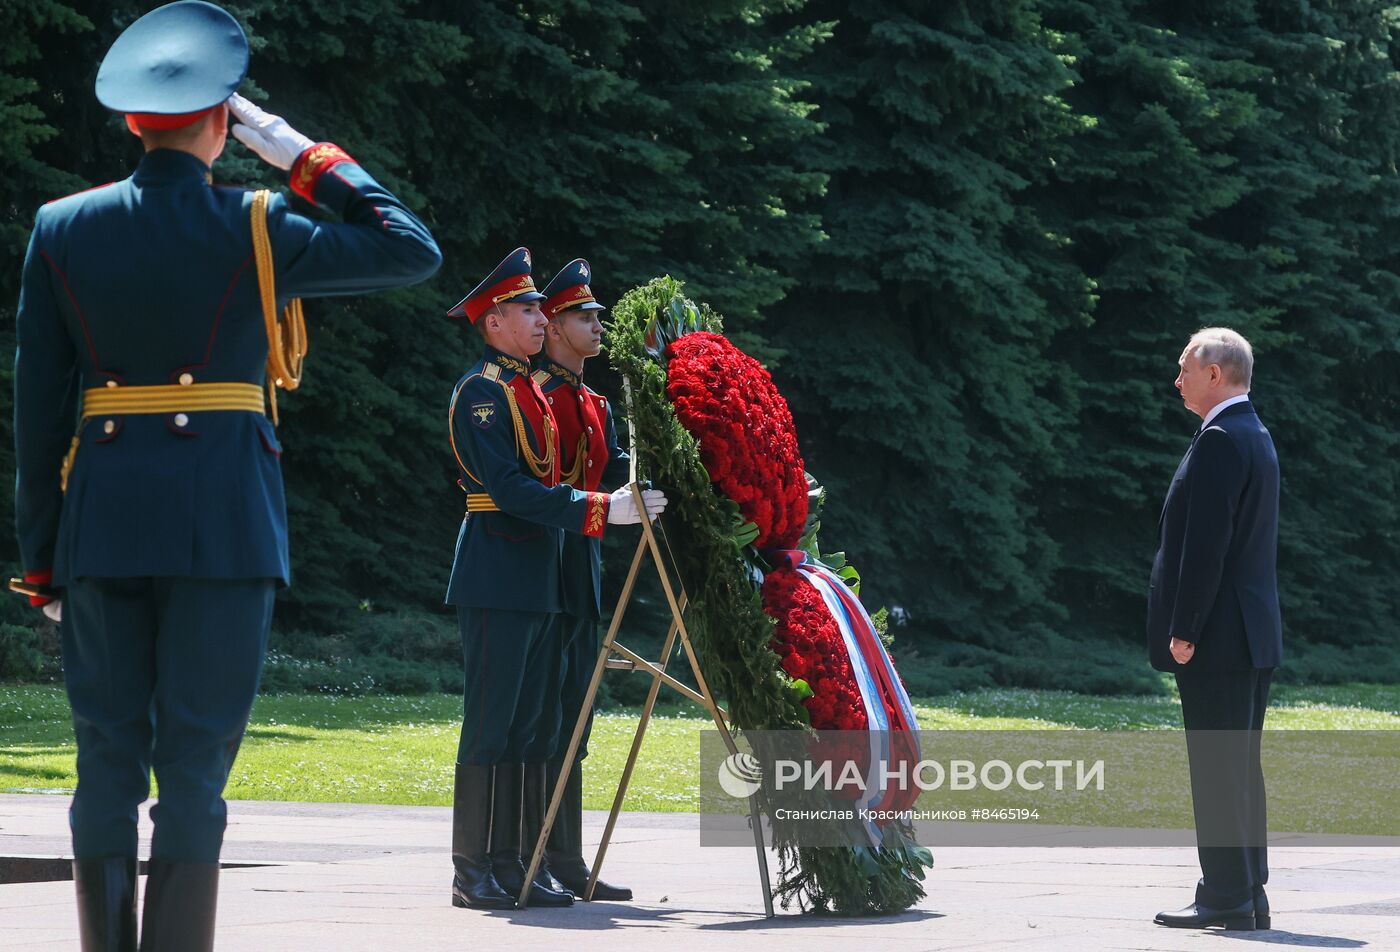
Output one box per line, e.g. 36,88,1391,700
761,566,868,732
665,332,808,550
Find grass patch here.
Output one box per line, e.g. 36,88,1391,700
2,683,1396,810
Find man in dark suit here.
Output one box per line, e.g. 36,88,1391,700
1148,327,1282,933
12,4,440,949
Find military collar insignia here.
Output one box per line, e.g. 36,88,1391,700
487,351,531,377
539,358,582,389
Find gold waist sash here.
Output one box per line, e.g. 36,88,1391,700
82,382,266,418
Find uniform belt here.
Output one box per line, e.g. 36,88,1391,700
465,492,500,513
82,382,266,418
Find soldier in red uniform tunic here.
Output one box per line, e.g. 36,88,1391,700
532,259,633,900
444,249,662,909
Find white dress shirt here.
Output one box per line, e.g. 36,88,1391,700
1201,392,1250,430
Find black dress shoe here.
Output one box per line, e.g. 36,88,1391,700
1155,900,1256,930
1254,888,1271,930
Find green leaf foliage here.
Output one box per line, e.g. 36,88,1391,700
4,1,1398,691
609,276,931,914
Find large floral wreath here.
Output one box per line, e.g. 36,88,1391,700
609,278,931,914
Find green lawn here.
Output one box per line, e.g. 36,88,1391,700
2,683,1397,812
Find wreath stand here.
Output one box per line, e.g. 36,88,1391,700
518,450,775,917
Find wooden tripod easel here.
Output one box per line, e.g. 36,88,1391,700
519,446,775,915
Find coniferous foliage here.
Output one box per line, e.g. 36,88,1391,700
3,1,1398,689
1039,0,1400,681
766,1,1112,691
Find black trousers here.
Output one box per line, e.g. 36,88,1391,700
1175,666,1274,908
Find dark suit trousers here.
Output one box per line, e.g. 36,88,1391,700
62,576,275,863
1175,667,1274,908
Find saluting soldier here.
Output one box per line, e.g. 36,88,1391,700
443,249,664,910
532,259,633,900
11,3,441,949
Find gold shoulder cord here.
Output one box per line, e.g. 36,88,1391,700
496,380,555,480
251,189,309,424
560,434,587,486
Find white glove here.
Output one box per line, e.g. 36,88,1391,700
606,488,668,525
42,600,62,624
228,93,315,171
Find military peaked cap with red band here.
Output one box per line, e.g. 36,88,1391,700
541,258,606,320
97,1,249,133
446,247,547,322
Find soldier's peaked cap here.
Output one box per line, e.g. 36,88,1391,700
541,259,606,319
447,247,547,323
96,1,248,124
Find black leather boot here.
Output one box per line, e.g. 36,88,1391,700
72,857,138,952
490,762,573,907
452,763,515,909
546,761,632,901
138,859,219,951
522,762,570,895
1254,887,1271,930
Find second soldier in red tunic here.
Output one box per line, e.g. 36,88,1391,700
533,258,634,900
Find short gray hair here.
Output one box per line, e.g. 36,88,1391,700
1185,327,1253,389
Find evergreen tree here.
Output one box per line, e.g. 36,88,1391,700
1041,0,1400,679
769,1,1107,691
0,2,828,677
1037,0,1273,659
4,1,1398,688
0,2,97,630
240,1,827,632
1212,0,1400,668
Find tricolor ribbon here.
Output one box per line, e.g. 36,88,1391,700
771,551,923,845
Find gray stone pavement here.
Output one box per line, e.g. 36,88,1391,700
2,793,1397,950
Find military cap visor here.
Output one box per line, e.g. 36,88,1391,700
96,1,249,116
